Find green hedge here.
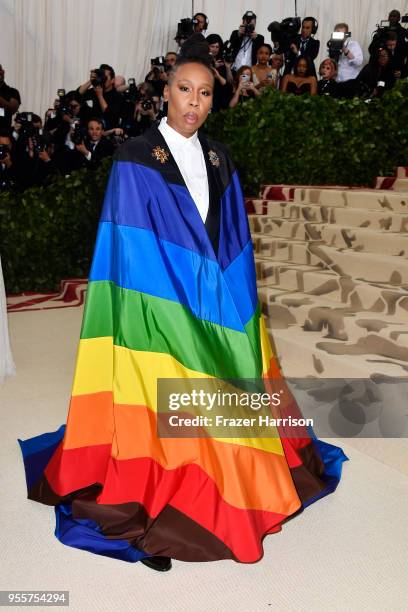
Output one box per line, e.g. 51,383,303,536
1,82,407,293
1,158,111,293
204,79,408,194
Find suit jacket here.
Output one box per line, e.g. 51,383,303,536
284,35,320,76
229,30,265,67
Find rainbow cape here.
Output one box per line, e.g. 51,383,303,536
19,125,348,563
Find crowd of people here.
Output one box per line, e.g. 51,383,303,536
1,8,407,192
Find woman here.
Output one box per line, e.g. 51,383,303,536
318,58,338,96
19,37,347,571
206,33,233,111
252,44,277,91
0,256,15,384
281,56,318,95
229,65,261,108
357,47,396,97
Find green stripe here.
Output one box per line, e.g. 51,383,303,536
81,281,263,379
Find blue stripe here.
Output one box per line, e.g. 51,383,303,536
101,161,216,261
223,240,258,326
218,172,252,270
89,222,258,330
18,426,66,490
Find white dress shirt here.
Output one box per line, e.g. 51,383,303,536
336,40,364,82
233,37,253,71
158,116,209,223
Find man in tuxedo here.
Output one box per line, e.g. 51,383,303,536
0,65,21,131
74,118,114,169
385,31,407,78
229,11,265,71
284,17,320,76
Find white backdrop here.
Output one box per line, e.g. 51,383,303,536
1,0,407,117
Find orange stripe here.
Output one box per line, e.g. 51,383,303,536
61,400,300,513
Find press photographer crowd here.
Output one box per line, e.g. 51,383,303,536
1,8,407,192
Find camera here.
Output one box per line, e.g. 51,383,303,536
222,40,234,63
72,121,85,145
91,68,106,88
243,11,256,36
267,17,301,53
151,56,167,72
31,133,48,153
123,78,142,103
0,144,11,161
15,112,37,139
327,31,351,61
175,18,194,41
57,88,66,98
141,98,154,111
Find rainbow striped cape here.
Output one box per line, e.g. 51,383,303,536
19,124,347,563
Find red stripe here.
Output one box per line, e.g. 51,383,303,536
44,444,296,562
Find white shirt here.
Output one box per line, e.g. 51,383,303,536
233,36,253,71
158,116,209,223
336,40,364,82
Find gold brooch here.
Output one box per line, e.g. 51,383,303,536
152,146,170,164
208,150,220,167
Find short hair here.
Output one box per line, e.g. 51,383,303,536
257,43,273,56
0,128,12,140
334,23,349,32
386,31,398,41
99,63,115,79
194,12,208,26
165,51,177,58
169,34,214,81
87,117,104,127
389,9,401,19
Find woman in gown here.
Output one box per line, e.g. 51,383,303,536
0,255,15,384
19,37,347,572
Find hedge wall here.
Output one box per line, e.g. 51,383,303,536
1,158,111,293
1,81,407,293
204,79,408,194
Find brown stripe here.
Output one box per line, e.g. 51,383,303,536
289,442,326,502
72,492,236,562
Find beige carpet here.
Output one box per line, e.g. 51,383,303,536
1,307,408,612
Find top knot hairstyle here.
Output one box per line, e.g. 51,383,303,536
169,34,214,81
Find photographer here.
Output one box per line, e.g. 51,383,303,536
331,23,363,82
206,34,233,110
284,17,320,77
385,31,407,77
78,64,123,129
369,10,408,58
193,13,209,35
357,47,396,98
0,64,21,131
46,91,88,151
229,65,261,108
73,118,114,168
229,11,265,71
133,86,159,136
0,130,17,191
145,57,170,97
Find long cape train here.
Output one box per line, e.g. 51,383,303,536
19,125,348,563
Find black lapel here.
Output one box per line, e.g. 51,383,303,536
198,131,221,257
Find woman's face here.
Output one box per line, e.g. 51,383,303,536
378,49,389,67
164,62,213,138
271,55,283,70
319,60,335,79
257,46,270,65
209,42,220,57
297,59,308,76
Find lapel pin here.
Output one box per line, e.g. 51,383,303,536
208,150,220,167
152,146,170,164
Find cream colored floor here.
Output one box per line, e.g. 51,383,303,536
1,308,408,612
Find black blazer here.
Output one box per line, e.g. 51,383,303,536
229,30,265,66
284,35,320,76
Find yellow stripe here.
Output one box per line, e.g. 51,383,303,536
260,315,274,375
72,337,284,456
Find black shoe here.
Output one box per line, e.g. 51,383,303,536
140,556,172,572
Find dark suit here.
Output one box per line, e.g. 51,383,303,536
284,35,320,76
229,30,265,67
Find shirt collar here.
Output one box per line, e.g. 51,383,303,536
159,116,199,149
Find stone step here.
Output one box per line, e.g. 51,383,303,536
260,287,408,345
254,239,408,283
397,167,408,178
267,326,408,378
254,258,408,318
259,184,350,201
375,177,408,191
294,188,408,212
251,224,408,258
248,205,408,232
